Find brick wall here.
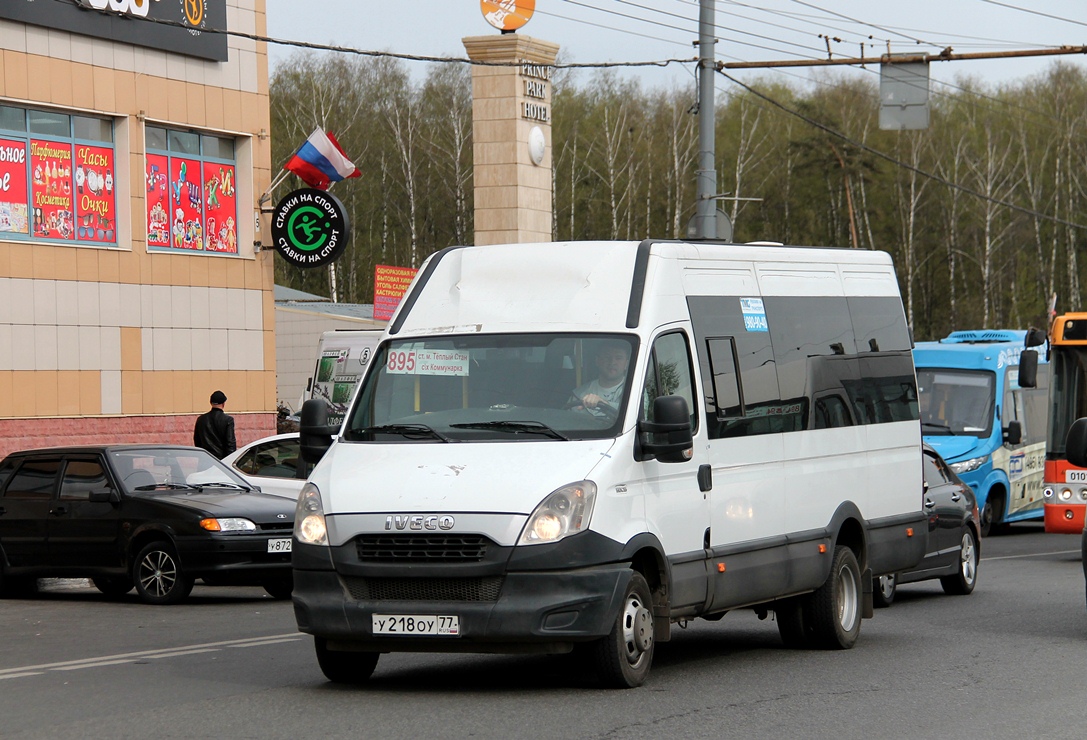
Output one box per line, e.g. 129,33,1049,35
0,413,277,460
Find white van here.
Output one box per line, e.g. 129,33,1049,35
293,240,926,688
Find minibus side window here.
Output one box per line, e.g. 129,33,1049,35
642,332,698,432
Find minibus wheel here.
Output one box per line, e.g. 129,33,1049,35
808,546,862,649
315,637,379,684
593,572,654,688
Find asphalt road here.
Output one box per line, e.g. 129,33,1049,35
0,525,1084,739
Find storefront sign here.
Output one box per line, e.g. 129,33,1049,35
271,188,350,269
374,265,418,321
0,0,227,62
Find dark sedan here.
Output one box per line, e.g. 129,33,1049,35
873,444,981,607
0,445,296,604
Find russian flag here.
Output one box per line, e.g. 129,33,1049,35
283,127,361,191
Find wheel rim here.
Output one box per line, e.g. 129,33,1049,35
138,549,177,598
621,591,653,666
836,563,859,631
878,574,896,600
960,533,977,585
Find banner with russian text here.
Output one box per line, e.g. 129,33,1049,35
374,265,419,321
74,144,116,243
30,139,74,241
0,138,29,235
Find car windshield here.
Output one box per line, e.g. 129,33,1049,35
917,368,995,437
108,447,253,494
344,333,638,442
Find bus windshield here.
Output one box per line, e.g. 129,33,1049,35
917,368,995,437
344,333,638,442
1047,345,1087,457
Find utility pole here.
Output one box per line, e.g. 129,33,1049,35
694,0,717,239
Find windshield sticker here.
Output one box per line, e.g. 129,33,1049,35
387,348,471,376
740,297,768,332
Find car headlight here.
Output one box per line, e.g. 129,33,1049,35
295,482,328,546
518,481,597,546
200,517,256,532
950,455,988,474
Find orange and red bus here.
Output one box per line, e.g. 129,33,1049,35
1044,313,1087,532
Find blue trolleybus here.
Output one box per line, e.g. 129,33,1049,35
914,330,1048,536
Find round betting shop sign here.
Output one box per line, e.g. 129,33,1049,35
271,188,351,268
480,0,534,31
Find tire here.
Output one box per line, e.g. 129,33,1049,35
132,541,194,605
592,572,655,688
940,528,979,596
807,546,862,650
872,573,897,608
776,596,815,648
263,579,293,600
980,494,1004,537
0,560,38,599
314,637,379,684
92,575,134,598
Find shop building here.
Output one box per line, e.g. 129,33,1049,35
0,0,275,458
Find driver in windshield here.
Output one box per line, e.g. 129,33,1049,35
569,341,631,419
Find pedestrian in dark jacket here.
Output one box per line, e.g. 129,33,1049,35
194,390,236,459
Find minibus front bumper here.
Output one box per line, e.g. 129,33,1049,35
292,563,634,653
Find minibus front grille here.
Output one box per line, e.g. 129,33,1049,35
343,576,504,602
355,534,489,562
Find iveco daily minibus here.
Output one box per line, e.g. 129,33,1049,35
292,239,927,688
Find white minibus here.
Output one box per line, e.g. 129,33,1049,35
293,240,926,687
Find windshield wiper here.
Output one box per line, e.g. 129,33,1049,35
359,423,451,442
197,482,251,491
131,483,200,491
921,421,956,435
449,420,569,440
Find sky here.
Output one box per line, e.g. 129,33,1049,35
263,0,1087,96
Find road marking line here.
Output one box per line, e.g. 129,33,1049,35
985,549,1081,561
0,633,303,677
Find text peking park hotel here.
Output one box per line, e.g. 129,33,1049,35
0,0,277,458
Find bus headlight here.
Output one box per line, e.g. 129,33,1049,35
295,483,328,546
950,455,988,474
1058,488,1073,501
1043,487,1054,499
1080,489,1087,501
519,481,597,545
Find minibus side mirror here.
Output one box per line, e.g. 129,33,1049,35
1003,420,1022,446
1017,349,1038,389
638,395,694,464
1067,418,1087,468
300,399,337,465
1025,327,1047,347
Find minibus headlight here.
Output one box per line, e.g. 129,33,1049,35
295,483,328,546
519,481,597,546
1058,488,1073,501
950,456,988,475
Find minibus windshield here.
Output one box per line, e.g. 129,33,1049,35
344,333,638,442
917,368,995,437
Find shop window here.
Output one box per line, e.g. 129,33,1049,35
0,105,117,245
146,125,239,255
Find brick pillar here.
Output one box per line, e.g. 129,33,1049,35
463,34,559,245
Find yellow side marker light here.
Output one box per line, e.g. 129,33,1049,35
717,563,725,573
906,527,914,537
818,544,827,554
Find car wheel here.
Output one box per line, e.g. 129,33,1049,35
263,579,293,600
314,637,379,684
807,546,862,650
776,596,815,648
591,572,655,688
92,575,134,598
132,541,194,605
872,573,897,608
940,528,979,596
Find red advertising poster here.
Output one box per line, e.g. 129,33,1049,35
74,144,116,243
374,265,419,321
146,153,170,247
202,161,238,253
30,139,74,241
168,156,203,250
0,137,29,235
